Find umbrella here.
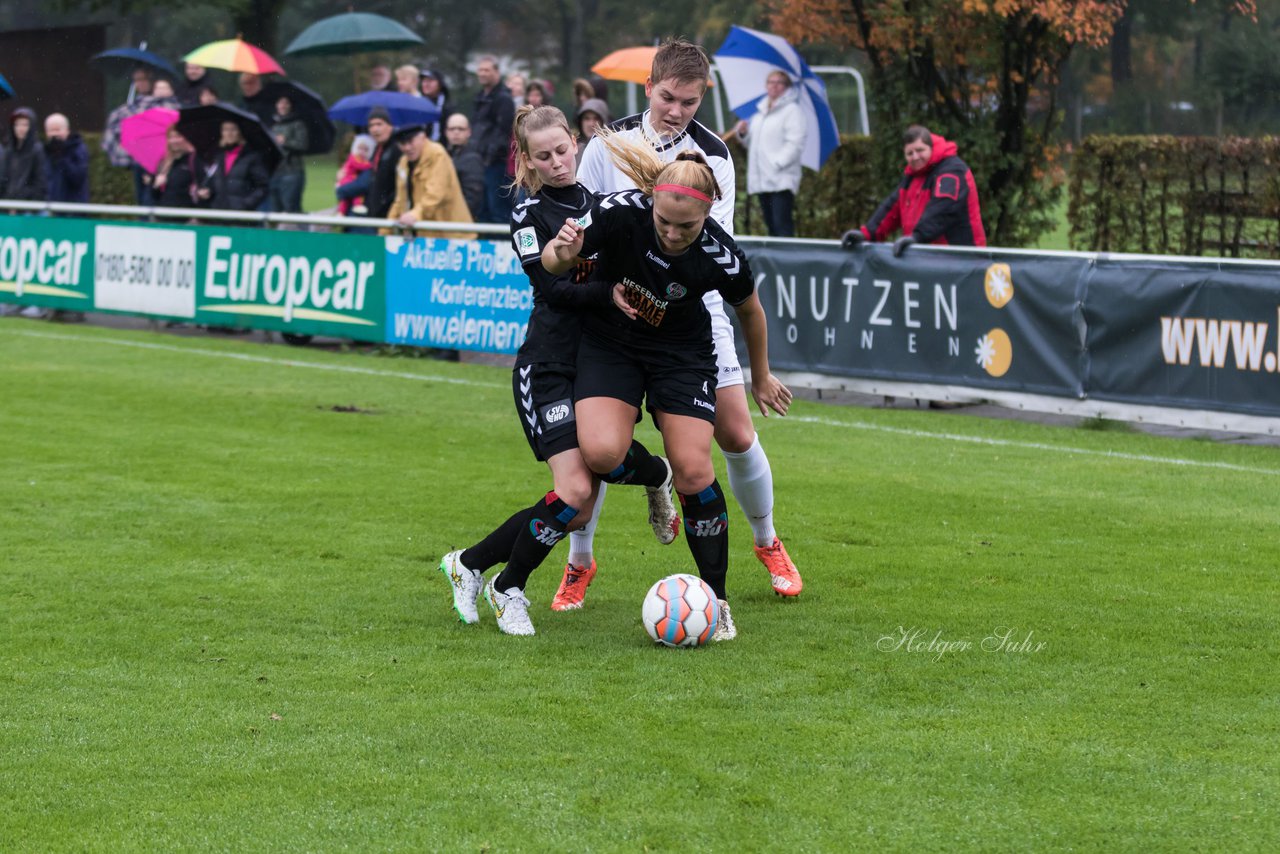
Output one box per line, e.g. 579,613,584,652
176,103,282,172
102,95,181,167
327,91,440,127
283,12,424,57
184,38,285,76
91,47,179,79
0,73,14,101
713,25,839,171
591,47,658,85
263,80,335,155
121,107,180,173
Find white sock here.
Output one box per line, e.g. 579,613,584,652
722,433,776,547
568,481,606,566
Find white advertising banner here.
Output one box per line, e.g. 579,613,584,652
94,225,198,318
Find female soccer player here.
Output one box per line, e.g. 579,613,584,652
543,135,792,641
438,106,677,636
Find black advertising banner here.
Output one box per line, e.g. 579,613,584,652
737,241,1088,398
1084,259,1280,417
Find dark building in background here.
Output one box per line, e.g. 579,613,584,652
0,25,107,137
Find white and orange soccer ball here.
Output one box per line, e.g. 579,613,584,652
642,573,719,648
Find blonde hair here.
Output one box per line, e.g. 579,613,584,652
511,104,576,194
591,127,721,207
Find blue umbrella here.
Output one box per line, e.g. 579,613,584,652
0,73,14,101
713,25,840,170
327,91,441,127
91,47,179,79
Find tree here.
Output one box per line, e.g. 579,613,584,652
769,0,1256,246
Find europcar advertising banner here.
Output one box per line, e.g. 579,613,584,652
382,235,530,355
0,217,95,312
739,241,1088,398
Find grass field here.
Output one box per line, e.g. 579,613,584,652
2,319,1278,851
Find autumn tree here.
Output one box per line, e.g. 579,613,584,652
770,0,1255,246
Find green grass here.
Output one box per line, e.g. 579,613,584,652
302,156,341,215
2,320,1278,850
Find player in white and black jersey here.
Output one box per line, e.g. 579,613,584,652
572,38,803,601
544,135,792,641
437,106,678,636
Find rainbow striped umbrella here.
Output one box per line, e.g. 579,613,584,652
183,38,284,76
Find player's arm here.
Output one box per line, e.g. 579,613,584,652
541,218,586,274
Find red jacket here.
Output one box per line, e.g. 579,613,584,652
861,135,986,246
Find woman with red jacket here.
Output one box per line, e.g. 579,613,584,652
843,125,986,255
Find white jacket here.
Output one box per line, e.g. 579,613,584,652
738,86,806,195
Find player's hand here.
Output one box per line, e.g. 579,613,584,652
610,283,638,320
751,372,792,417
550,218,585,261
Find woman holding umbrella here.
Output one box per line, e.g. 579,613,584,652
196,120,270,211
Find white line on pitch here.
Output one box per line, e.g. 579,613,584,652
789,415,1280,476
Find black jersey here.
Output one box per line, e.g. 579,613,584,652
510,182,612,367
577,190,754,351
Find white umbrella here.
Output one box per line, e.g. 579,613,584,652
713,25,840,170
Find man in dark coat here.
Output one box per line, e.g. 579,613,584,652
238,74,276,126
43,113,89,203
443,113,485,220
195,120,270,211
175,63,211,107
469,55,515,223
0,107,48,201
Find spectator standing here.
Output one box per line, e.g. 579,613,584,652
842,124,986,255
525,81,548,108
153,127,198,208
367,65,394,92
335,107,400,220
419,68,453,142
335,134,375,215
506,73,527,107
238,74,275,125
395,65,422,96
732,70,806,237
196,121,269,211
574,98,608,166
175,63,210,106
443,113,484,219
384,124,474,239
43,113,88,203
151,79,175,100
572,78,595,108
130,68,154,101
0,108,48,201
268,95,309,213
470,55,515,223
197,86,220,107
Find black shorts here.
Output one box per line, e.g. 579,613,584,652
513,362,580,462
574,334,719,424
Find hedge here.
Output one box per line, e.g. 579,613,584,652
1068,135,1280,258
82,131,137,206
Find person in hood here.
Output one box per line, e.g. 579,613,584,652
732,70,806,237
842,124,986,255
43,113,89,203
574,97,608,167
0,107,48,201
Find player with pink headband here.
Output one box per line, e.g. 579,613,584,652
543,133,792,641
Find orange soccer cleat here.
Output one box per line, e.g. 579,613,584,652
755,537,802,597
551,560,597,611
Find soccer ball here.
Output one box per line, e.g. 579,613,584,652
642,573,719,648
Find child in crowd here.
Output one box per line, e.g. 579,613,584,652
335,134,375,215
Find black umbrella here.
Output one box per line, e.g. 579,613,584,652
91,47,179,79
175,103,282,172
263,80,335,155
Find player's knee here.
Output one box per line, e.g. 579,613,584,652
579,443,626,478
715,420,755,454
669,456,714,495
553,473,594,511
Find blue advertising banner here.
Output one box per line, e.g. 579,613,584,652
383,235,531,354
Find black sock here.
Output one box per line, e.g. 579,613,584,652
599,439,668,488
461,508,529,573
494,491,579,592
679,479,729,599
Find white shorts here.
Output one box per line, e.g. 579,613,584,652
704,290,744,389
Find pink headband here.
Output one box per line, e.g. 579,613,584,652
654,183,711,203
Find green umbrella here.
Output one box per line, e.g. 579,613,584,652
283,12,424,57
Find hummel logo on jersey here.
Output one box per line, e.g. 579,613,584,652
645,250,670,269
511,197,541,224
693,398,716,413
701,236,741,276
598,190,646,210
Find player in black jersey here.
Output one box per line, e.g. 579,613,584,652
543,133,792,641
437,106,678,635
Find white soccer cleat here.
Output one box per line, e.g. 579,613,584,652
484,576,536,636
439,550,483,625
711,599,737,642
646,456,680,545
